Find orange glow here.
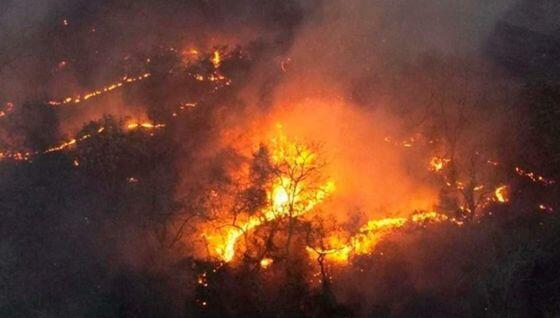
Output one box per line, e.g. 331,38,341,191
1,117,166,163
494,186,508,203
308,211,459,263
48,73,150,106
0,151,32,161
429,156,450,172
126,121,166,130
211,50,221,69
271,178,290,210
260,258,273,269
204,131,335,262
1,45,552,277
45,138,77,153
514,166,555,185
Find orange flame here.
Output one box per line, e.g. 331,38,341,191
204,132,335,262
211,50,221,69
48,73,150,106
308,211,461,263
260,258,274,269
494,185,508,203
429,156,450,172
126,121,166,130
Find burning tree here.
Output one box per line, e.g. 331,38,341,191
1,1,560,315
201,130,334,266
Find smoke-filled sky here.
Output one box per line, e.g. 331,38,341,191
0,0,518,54
0,0,531,112
0,0,552,228
3,1,560,317
0,0,535,216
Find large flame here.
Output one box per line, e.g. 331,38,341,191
0,46,554,273
204,132,335,262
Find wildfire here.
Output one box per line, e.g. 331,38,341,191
0,135,88,162
308,211,459,263
0,119,164,163
126,121,166,130
211,50,221,69
0,151,32,161
196,272,208,287
0,42,554,277
515,166,555,185
44,138,78,153
494,185,509,203
383,136,417,148
48,73,151,106
260,258,274,269
211,178,335,262
189,70,231,87
186,48,232,89
429,156,451,172
203,126,505,265
0,102,14,118
204,132,335,262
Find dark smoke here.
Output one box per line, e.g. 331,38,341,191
1,0,560,317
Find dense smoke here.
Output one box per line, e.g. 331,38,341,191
2,0,560,317
231,0,519,220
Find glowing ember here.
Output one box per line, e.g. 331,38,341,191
0,119,165,163
45,138,77,153
127,177,139,183
260,258,273,269
57,60,68,70
0,102,14,118
384,136,417,148
429,156,451,172
538,204,554,213
196,272,208,287
514,167,555,186
494,185,508,203
211,179,335,262
0,151,32,161
211,50,221,69
179,102,197,110
308,211,461,263
126,121,166,130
